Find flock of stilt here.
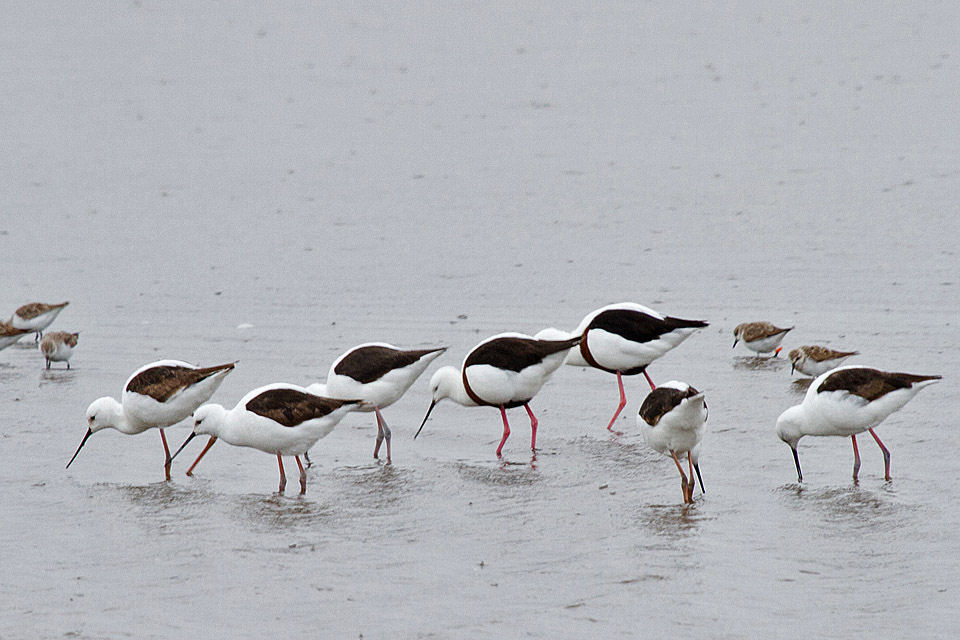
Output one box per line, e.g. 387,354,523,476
9,299,940,503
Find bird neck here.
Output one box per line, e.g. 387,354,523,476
436,367,477,407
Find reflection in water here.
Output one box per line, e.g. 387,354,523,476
236,492,336,532
454,461,541,487
632,502,711,541
732,356,789,371
790,378,814,394
39,369,76,387
778,483,912,534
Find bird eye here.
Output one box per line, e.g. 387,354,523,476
88,415,95,425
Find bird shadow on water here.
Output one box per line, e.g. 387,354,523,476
789,378,813,394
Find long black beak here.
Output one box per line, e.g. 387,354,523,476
791,362,796,375
792,447,803,483
694,463,705,493
66,428,93,469
414,400,437,439
170,432,198,463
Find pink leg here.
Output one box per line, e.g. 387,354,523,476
851,435,861,483
605,371,627,433
496,406,511,458
642,369,656,391
868,428,892,481
524,403,538,452
276,453,286,493
670,450,692,503
295,456,307,494
159,429,172,481
373,407,392,464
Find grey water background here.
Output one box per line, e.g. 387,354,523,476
2,2,958,638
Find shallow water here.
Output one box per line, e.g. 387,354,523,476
2,2,959,638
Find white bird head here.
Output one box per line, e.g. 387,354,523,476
776,404,806,482
66,397,125,469
414,366,465,440
84,396,125,434
192,403,229,437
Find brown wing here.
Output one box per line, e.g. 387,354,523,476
639,385,700,426
245,388,359,427
465,336,580,373
817,368,941,401
126,362,235,403
0,321,31,337
803,346,858,362
15,301,68,319
738,322,791,342
588,309,707,345
334,345,444,384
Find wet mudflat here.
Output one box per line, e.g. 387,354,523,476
1,2,958,638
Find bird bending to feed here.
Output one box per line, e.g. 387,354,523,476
538,302,707,432
415,332,580,457
10,301,69,341
171,384,362,494
776,366,941,483
732,321,792,356
638,381,707,504
40,331,79,369
0,321,32,351
306,343,446,464
66,360,236,480
788,345,858,377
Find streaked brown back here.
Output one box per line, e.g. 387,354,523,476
126,362,235,403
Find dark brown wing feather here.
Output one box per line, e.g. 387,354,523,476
126,362,235,403
334,346,444,384
588,309,708,345
817,368,941,402
639,385,700,426
15,301,69,319
245,388,359,427
465,336,580,373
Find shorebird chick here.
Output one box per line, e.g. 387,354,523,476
10,301,69,341
416,333,580,457
788,345,858,377
732,321,792,356
776,366,941,483
638,382,707,504
40,331,79,369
